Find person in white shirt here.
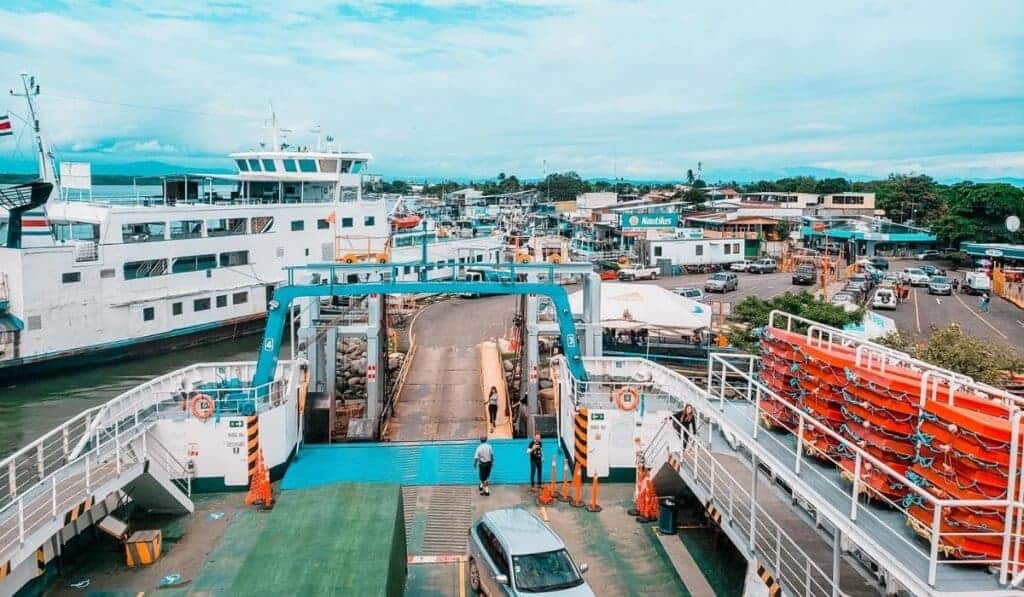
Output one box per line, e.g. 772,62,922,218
474,436,495,496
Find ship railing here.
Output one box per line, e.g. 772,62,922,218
707,352,1024,590
72,240,99,262
643,417,835,597
143,432,192,497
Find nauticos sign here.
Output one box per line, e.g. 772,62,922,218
620,213,679,228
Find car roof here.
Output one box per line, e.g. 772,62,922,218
480,508,564,555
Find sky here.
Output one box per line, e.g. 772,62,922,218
1,0,1023,182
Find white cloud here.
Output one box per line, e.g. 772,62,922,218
0,0,1022,179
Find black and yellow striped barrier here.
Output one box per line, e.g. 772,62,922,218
246,415,260,484
63,495,94,526
35,546,45,577
756,562,782,597
573,408,589,468
704,500,722,525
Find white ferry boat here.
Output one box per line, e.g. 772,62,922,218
0,75,503,381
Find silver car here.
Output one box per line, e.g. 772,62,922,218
468,508,593,596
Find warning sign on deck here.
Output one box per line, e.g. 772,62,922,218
367,364,378,381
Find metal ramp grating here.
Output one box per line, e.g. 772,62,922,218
419,486,474,556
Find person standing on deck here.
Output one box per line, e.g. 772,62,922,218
487,386,499,431
527,434,543,491
475,436,494,496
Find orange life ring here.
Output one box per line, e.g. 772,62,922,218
617,255,629,266
515,252,533,264
190,394,216,420
614,387,640,411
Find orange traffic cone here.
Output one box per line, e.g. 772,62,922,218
558,460,571,503
586,474,602,513
570,462,584,508
245,448,274,510
537,457,557,505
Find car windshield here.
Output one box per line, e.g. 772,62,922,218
711,273,729,281
907,269,924,275
512,549,583,593
833,294,852,302
931,276,948,284
798,267,814,273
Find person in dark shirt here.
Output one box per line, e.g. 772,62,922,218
527,434,543,490
672,404,697,448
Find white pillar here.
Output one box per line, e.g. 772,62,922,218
582,272,602,356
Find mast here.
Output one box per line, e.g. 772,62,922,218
9,73,58,188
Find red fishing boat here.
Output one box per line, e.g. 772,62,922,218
390,213,421,230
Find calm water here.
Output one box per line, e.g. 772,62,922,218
0,334,290,458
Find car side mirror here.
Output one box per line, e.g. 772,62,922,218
579,563,589,573
495,574,509,586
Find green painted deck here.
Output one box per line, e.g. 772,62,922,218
178,484,406,597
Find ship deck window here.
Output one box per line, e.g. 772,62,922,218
298,159,317,173
193,298,211,312
172,254,217,273
317,219,330,229
261,159,277,172
251,216,274,234
364,216,375,226
232,291,248,305
341,217,353,228
62,272,81,283
122,222,165,243
207,218,247,236
100,268,116,279
318,159,338,173
236,159,249,172
351,161,364,173
283,159,297,172
216,295,227,308
143,307,155,322
291,220,305,231
220,250,250,267
172,302,183,316
170,220,202,240
124,259,168,280
247,159,261,171
340,160,351,173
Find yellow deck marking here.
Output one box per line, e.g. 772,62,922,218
953,292,1008,340
540,506,549,522
459,555,466,597
913,288,921,333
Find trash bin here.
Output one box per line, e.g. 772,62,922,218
658,498,677,535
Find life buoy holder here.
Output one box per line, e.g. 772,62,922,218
617,255,629,266
515,252,533,264
614,387,640,411
190,394,216,420
546,254,562,264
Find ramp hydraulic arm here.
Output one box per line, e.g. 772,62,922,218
251,279,589,388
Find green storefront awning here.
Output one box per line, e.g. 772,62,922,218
0,314,24,332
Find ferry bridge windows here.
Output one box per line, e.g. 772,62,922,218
124,259,168,280
291,220,305,232
172,302,183,316
261,159,277,172
695,245,704,256
351,161,364,173
247,159,261,171
317,219,330,230
220,250,250,267
340,160,352,173
194,298,211,312
172,254,217,274
207,218,247,236
235,159,249,172
232,291,248,305
216,295,227,308
364,216,375,227
724,244,731,255
252,216,274,234
122,222,166,243
27,315,41,331
61,272,81,284
100,268,116,279
318,159,338,173
170,220,202,240
341,217,353,228
298,159,317,173
142,307,155,322
283,159,298,173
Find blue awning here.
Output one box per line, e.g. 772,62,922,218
0,314,24,332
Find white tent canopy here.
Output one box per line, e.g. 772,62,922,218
568,283,712,335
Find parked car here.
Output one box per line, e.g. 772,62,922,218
872,288,898,310
901,268,931,286
831,292,856,307
919,264,946,277
617,266,658,281
916,249,941,260
673,286,706,303
964,271,992,295
469,508,593,596
882,273,902,286
927,276,952,295
730,260,753,272
791,265,817,285
844,282,868,304
704,272,739,293
599,270,618,281
748,258,778,274
849,273,875,290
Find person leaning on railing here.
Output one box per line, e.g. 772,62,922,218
672,404,697,449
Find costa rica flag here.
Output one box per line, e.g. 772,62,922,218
0,114,11,137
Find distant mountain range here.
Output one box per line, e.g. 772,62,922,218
0,159,1020,187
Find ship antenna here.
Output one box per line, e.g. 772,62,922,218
311,124,322,151
10,73,59,190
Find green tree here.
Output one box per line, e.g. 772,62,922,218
876,174,943,224
814,177,850,194
877,325,1024,386
726,292,863,352
929,214,978,248
541,172,590,201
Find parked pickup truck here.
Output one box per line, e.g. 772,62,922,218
748,258,778,274
617,266,659,281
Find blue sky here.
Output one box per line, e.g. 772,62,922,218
1,0,1023,181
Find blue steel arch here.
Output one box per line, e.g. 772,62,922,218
252,279,588,387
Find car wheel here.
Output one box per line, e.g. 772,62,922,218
468,559,482,593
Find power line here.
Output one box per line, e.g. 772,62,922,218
40,93,259,121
